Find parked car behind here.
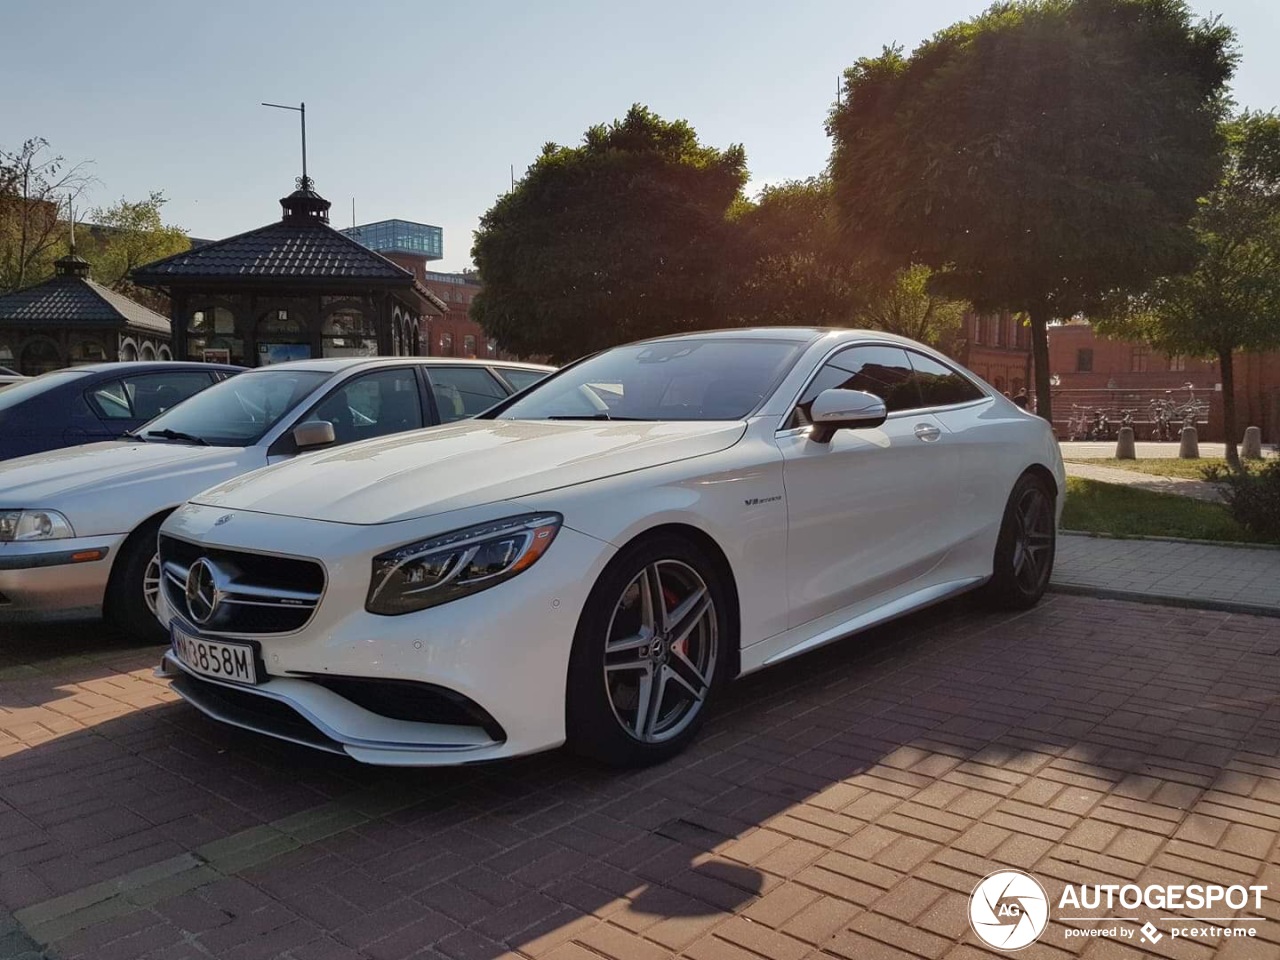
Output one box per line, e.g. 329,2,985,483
154,328,1064,768
0,365,25,391
0,361,242,461
0,357,551,639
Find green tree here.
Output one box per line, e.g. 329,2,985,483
858,264,969,346
471,105,746,361
829,0,1236,422
78,191,189,296
730,177,865,327
1095,112,1280,466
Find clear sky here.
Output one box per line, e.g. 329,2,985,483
2,0,1276,272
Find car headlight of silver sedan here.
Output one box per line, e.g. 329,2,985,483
0,509,75,542
366,513,562,615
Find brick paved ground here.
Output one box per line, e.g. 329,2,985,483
1054,534,1280,615
2,594,1279,960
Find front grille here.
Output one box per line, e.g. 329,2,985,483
159,534,325,635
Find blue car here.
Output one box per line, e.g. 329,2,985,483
0,362,241,461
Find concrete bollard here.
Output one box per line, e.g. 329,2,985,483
1242,425,1263,460
1179,425,1200,459
1115,426,1136,460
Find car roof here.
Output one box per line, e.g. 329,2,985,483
260,356,554,374
632,327,922,347
60,361,244,375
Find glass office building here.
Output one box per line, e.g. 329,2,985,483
342,219,444,260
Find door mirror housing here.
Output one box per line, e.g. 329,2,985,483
292,420,336,451
808,389,888,443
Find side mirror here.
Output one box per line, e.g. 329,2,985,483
809,388,887,443
292,420,336,451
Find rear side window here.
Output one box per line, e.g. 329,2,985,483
790,345,917,427
428,367,507,423
906,351,986,408
87,371,215,421
496,367,549,392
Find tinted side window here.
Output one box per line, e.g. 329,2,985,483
87,371,214,421
906,351,985,407
496,367,549,392
303,368,423,444
790,345,918,427
428,367,507,423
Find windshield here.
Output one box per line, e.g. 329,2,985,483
138,369,329,446
0,369,88,412
496,338,806,421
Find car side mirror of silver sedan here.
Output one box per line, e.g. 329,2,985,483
293,420,337,451
809,388,888,443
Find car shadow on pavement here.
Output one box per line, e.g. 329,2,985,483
2,594,1279,959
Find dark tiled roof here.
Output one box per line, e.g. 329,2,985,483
132,220,416,283
0,276,170,333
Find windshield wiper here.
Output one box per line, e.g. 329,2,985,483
145,428,209,446
545,414,650,421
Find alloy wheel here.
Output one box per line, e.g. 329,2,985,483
143,552,162,616
602,559,718,743
1011,487,1053,593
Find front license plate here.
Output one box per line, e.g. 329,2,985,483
171,626,259,685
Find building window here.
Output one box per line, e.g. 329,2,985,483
463,335,476,356
1169,354,1187,371
1130,344,1150,373
991,316,1002,346
440,332,454,356
971,316,982,345
486,339,497,357
1076,348,1093,372
188,306,244,365
322,309,377,358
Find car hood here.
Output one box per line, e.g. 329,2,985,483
0,441,247,505
192,419,747,524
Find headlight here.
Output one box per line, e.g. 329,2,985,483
366,513,562,616
0,509,75,542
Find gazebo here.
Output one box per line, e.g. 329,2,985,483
0,253,172,375
132,179,445,367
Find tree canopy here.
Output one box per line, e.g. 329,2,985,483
729,178,864,328
829,0,1237,420
1095,111,1280,464
0,138,94,292
78,192,190,302
471,105,747,361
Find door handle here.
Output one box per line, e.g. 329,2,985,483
914,423,942,442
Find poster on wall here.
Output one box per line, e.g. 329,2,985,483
202,348,231,365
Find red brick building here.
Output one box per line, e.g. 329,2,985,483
947,311,1034,398
342,219,503,359
1046,321,1280,443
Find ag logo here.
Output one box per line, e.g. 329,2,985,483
969,870,1049,951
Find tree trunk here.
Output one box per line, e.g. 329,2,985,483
1029,304,1053,426
1219,347,1239,469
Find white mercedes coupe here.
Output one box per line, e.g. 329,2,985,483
156,329,1064,767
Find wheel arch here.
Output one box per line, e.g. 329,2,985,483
613,522,743,681
1021,463,1059,500
104,507,176,604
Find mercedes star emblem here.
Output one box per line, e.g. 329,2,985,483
184,558,222,625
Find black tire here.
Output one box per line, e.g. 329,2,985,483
104,516,167,643
979,473,1056,611
566,532,731,767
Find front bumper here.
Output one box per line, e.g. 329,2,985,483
0,534,124,622
155,504,617,765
